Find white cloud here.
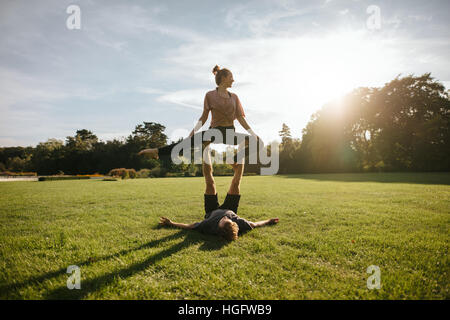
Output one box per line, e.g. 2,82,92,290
135,87,167,95
156,89,205,110
1,0,449,147
155,28,424,140
408,15,433,22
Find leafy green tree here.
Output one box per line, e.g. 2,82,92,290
278,123,301,173
126,122,169,170
297,73,449,173
31,139,64,175
279,123,293,146
368,73,450,171
63,130,98,174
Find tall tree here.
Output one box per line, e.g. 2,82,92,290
279,123,293,146
126,122,169,170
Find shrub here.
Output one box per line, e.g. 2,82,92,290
108,168,137,179
137,169,151,178
108,168,125,178
127,169,137,179
150,166,167,178
186,163,198,176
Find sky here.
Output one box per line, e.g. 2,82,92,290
1,0,449,147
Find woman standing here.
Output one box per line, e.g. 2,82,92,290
138,65,262,185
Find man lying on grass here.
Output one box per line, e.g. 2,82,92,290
159,162,279,241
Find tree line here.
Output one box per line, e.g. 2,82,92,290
1,73,449,176
278,73,449,173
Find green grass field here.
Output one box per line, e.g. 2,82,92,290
1,173,449,299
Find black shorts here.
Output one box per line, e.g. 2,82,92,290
157,126,261,164
204,193,241,219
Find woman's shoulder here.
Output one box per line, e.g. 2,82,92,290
230,92,241,103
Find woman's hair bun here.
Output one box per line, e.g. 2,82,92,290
212,65,221,75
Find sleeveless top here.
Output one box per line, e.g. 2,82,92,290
203,87,246,128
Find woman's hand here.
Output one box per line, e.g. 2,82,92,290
246,127,264,146
267,218,279,225
159,217,173,227
255,135,264,146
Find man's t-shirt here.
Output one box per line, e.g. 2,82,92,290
193,209,253,236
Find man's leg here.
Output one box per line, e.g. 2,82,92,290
203,142,219,218
203,142,216,195
228,162,244,195
218,163,244,214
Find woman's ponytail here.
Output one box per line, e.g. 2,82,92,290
212,65,221,75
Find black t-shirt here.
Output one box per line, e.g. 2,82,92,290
193,209,253,236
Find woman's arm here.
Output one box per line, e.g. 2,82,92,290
189,109,210,137
237,116,261,141
159,217,197,230
249,218,279,228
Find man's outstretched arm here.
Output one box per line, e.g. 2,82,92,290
159,217,197,230
249,218,279,228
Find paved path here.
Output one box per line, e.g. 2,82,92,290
0,177,38,182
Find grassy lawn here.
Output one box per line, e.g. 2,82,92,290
0,172,449,299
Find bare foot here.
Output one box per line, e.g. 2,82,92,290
138,148,159,159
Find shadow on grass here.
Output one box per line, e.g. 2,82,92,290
278,172,450,185
2,228,229,299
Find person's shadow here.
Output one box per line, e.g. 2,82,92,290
2,226,229,300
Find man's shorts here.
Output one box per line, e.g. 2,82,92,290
204,193,241,219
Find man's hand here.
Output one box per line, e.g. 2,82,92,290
250,218,279,228
159,217,173,227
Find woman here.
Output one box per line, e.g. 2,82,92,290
138,65,262,167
